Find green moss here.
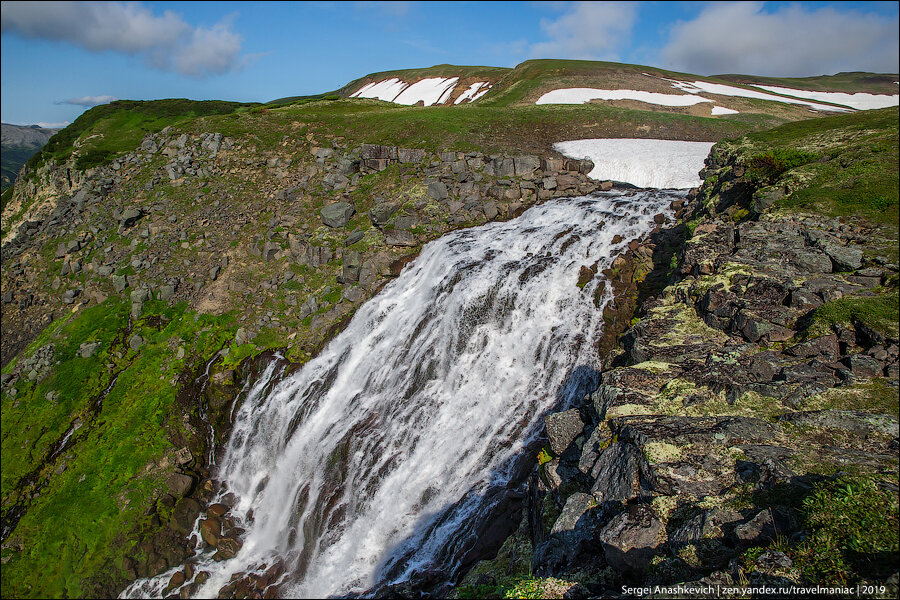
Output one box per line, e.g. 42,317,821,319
804,378,900,418
1,299,238,598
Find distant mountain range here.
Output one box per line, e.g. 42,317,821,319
1,123,59,192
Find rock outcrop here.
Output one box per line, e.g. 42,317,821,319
513,142,899,596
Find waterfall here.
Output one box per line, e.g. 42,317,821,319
123,189,680,598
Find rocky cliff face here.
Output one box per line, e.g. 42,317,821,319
457,137,899,598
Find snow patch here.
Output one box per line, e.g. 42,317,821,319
470,86,491,102
393,77,460,106
711,106,739,115
455,82,491,104
536,88,710,107
351,78,409,102
554,138,715,189
666,79,849,112
752,85,899,110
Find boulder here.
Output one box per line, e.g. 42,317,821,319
213,537,242,561
170,498,202,534
733,509,777,545
340,250,362,284
79,342,101,358
112,274,129,293
598,504,663,574
427,181,449,202
200,516,222,547
842,354,884,378
165,473,195,498
320,202,356,228
344,231,365,246
544,408,584,456
128,335,144,351
823,243,863,272
588,442,649,502
398,148,425,163
369,202,397,226
384,230,418,247
119,207,143,228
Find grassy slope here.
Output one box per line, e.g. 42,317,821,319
0,299,236,597
741,106,899,226
715,72,900,94
717,111,899,588
197,97,773,157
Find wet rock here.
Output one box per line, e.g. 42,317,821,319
200,516,222,547
171,497,202,534
213,537,242,561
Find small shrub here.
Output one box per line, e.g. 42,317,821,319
746,148,818,184
792,476,899,584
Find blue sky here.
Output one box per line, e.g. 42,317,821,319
2,1,898,127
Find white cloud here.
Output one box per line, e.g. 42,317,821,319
166,20,244,77
55,95,119,107
660,2,900,76
1,1,246,78
529,1,639,60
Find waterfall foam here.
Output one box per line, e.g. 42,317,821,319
122,190,681,598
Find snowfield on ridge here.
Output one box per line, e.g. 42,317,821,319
554,138,715,189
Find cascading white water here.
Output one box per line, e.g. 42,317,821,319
123,190,680,599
